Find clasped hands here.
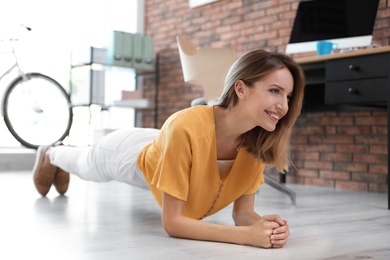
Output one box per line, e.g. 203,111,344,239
248,214,289,248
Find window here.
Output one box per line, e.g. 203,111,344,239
0,0,145,147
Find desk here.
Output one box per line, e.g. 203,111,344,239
295,46,390,209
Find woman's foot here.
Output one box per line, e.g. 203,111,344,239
33,145,70,196
53,169,70,195
33,146,57,196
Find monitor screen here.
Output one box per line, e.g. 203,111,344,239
285,0,380,54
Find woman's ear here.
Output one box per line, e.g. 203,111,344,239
234,80,246,100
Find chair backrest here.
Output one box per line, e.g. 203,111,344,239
176,36,237,103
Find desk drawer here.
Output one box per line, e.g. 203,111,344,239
326,54,389,81
325,78,388,104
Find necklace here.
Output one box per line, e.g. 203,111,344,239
234,139,244,152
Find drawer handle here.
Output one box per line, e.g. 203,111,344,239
348,88,359,94
348,64,360,71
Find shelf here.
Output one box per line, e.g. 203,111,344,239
111,99,151,109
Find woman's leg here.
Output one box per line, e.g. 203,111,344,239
49,127,159,184
33,127,159,196
48,145,111,182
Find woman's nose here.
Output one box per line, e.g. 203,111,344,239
276,96,289,113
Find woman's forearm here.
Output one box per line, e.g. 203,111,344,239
163,215,250,246
162,213,280,248
233,210,262,226
161,192,279,248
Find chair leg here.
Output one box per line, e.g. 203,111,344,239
263,174,296,206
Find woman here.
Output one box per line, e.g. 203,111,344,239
33,49,305,248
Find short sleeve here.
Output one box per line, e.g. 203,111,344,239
149,114,193,201
243,163,265,195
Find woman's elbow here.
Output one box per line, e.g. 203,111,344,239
232,209,245,225
162,215,181,237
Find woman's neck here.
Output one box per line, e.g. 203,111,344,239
213,106,246,160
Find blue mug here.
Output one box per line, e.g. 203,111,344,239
316,41,338,56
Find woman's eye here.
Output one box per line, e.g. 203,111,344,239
270,88,280,94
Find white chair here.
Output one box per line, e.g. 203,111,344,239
176,36,296,205
176,36,237,104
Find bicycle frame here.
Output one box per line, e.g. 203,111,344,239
0,40,28,116
0,62,19,82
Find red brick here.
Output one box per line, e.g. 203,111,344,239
372,110,387,116
355,116,387,125
309,135,354,144
296,169,319,178
253,31,278,42
334,163,368,173
222,1,242,10
286,175,305,184
369,164,388,174
320,117,354,126
355,136,387,145
352,173,387,183
254,16,280,27
292,152,320,160
335,181,368,192
369,183,388,193
304,145,335,152
337,126,371,135
335,144,369,153
301,126,326,134
320,153,351,162
353,154,387,164
305,178,334,188
320,170,351,181
291,160,304,169
304,161,333,170
290,135,308,144
372,126,388,134
326,126,336,134
370,145,388,154
290,144,308,152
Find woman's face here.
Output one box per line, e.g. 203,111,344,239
240,67,294,132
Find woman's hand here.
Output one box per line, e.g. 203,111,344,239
263,215,290,248
233,195,290,248
246,216,280,248
243,215,288,248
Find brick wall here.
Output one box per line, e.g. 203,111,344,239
143,0,390,192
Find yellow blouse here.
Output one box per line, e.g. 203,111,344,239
137,105,265,219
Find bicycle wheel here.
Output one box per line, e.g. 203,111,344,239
2,73,73,149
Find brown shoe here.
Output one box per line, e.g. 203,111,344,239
53,168,70,195
33,146,57,196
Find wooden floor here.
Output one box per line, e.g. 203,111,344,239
1,170,390,260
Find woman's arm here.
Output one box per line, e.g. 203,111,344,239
161,192,280,248
233,193,290,248
233,193,262,226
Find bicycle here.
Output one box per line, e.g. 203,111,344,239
0,26,73,149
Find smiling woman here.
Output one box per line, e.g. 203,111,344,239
32,49,305,249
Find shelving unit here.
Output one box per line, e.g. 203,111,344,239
70,45,158,129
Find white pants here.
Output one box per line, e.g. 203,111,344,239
48,127,160,190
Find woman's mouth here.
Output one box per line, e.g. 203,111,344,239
265,111,281,122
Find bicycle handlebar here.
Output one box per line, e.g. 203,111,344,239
21,24,32,31
0,25,31,42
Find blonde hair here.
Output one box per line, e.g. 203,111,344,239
215,49,305,172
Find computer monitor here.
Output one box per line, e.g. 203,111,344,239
285,0,380,54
